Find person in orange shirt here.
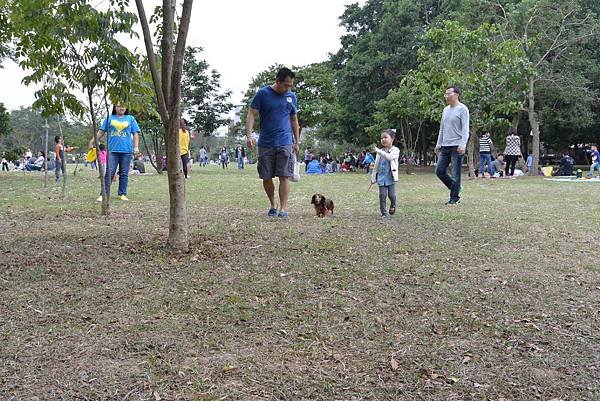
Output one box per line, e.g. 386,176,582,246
54,136,73,182
179,119,191,179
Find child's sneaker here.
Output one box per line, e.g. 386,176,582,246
277,211,289,218
96,196,102,202
118,195,129,201
389,207,396,215
267,207,277,217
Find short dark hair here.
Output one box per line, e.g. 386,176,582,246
276,67,295,82
54,135,61,143
99,143,106,151
446,85,460,95
508,127,517,135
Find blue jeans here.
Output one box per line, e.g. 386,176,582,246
590,162,599,176
436,146,463,202
105,152,132,196
237,156,244,169
479,152,492,176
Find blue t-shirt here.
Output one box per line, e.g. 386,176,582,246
591,150,600,164
250,86,297,148
377,158,394,186
100,115,141,153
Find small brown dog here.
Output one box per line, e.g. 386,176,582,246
311,193,335,217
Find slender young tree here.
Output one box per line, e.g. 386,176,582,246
134,0,194,252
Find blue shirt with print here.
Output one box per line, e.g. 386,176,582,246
250,86,297,148
377,158,394,186
100,115,141,153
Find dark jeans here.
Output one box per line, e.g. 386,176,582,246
1,162,8,171
25,164,42,171
181,154,189,178
55,159,65,181
505,155,518,176
105,152,132,196
436,146,463,202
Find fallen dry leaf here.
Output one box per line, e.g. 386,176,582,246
390,355,399,371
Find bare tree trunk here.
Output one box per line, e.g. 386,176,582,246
135,0,193,252
57,116,67,199
527,78,540,176
87,89,109,215
164,116,188,252
140,131,162,174
467,127,476,178
399,121,413,174
44,120,49,188
511,112,520,131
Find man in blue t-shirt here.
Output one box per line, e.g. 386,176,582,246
89,103,141,201
246,68,300,218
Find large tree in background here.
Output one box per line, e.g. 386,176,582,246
181,46,232,137
375,22,531,176
134,0,193,252
449,0,600,170
330,0,448,144
0,103,11,140
1,107,87,152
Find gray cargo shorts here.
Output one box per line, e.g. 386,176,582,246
257,145,295,180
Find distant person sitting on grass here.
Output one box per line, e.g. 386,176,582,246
554,153,574,176
132,155,145,174
588,144,599,177
490,154,505,177
362,151,375,173
25,152,45,171
306,157,322,174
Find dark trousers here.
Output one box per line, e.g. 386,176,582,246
436,146,463,202
181,154,189,178
505,155,518,176
55,160,65,181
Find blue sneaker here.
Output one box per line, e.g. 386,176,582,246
267,207,277,217
277,211,289,218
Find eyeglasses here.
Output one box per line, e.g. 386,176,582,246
444,92,456,98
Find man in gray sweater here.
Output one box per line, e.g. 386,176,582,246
435,85,470,205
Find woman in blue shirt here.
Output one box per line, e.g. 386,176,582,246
89,103,141,201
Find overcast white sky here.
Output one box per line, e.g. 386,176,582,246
0,0,363,112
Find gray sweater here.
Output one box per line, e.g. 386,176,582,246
436,103,470,148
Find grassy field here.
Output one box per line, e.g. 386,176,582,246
0,165,598,401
